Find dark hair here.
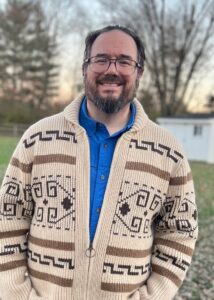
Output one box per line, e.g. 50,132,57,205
83,24,146,68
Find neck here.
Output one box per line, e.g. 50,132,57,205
86,99,131,135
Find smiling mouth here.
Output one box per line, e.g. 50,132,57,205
101,83,122,86
97,78,124,86
97,80,123,86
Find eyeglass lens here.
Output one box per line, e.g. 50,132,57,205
90,58,136,74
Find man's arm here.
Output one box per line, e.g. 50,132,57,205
139,158,198,300
0,135,35,300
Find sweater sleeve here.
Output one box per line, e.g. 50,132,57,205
0,134,36,300
139,158,198,300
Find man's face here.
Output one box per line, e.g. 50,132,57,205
83,30,143,114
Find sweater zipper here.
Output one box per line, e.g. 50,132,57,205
85,242,95,300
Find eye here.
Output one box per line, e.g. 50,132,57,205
118,59,132,66
93,57,108,64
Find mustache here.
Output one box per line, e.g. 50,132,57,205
96,74,125,85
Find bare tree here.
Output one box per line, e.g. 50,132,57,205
98,0,214,116
205,95,214,112
36,0,98,100
0,0,59,109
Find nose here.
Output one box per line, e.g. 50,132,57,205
104,60,118,74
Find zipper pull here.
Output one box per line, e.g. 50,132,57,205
85,243,96,258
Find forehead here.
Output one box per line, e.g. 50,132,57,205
90,30,138,59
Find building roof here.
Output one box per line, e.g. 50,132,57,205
160,112,214,119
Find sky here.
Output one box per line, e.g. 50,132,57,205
57,0,214,112
0,0,213,111
0,0,5,8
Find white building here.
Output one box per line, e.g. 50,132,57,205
157,114,214,163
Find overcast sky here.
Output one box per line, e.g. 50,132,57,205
0,0,213,110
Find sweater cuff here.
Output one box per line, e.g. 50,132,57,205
0,268,33,300
139,272,179,300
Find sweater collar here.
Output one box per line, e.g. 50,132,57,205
63,93,149,135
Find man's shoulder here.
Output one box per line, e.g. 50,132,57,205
147,118,177,139
23,93,84,137
23,112,66,136
137,118,185,156
19,110,78,149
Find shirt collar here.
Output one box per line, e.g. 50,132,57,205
79,97,136,137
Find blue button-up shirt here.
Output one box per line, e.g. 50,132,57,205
79,98,136,242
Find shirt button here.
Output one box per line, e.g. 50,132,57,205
100,175,105,180
103,143,108,149
96,208,101,213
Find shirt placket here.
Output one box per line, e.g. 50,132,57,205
90,125,112,242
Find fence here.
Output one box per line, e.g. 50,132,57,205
0,123,30,136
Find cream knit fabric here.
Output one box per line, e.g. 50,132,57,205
0,94,198,300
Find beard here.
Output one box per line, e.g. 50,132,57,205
84,74,139,114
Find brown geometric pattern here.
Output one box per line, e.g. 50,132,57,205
155,193,198,238
103,262,151,276
31,175,76,231
0,176,34,221
111,182,164,239
0,241,27,256
152,249,190,271
27,249,74,270
23,130,77,148
129,139,183,163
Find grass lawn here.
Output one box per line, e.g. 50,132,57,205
0,136,19,184
191,162,214,224
0,136,19,164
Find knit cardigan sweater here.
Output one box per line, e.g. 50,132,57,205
0,94,198,300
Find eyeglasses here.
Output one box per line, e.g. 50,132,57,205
84,56,142,75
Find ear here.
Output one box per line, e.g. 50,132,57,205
82,64,85,76
137,68,144,79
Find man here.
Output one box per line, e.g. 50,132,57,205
0,25,198,300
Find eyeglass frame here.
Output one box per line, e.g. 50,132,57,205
84,56,143,74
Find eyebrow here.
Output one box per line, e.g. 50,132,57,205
94,53,134,60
